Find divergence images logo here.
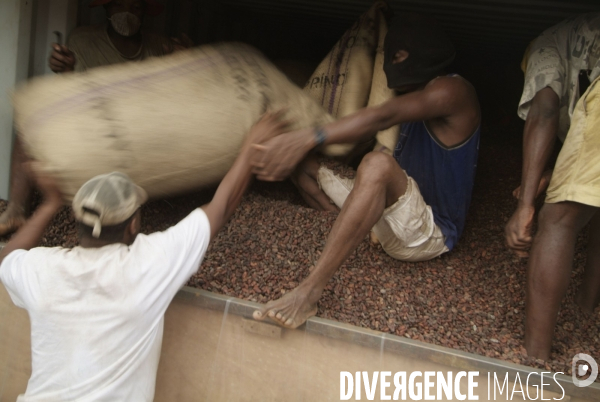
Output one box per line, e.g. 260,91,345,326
572,353,598,388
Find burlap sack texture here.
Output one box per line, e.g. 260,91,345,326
13,43,333,201
13,3,396,201
304,1,398,156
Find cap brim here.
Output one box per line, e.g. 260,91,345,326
135,183,148,206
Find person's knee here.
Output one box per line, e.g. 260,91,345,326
357,152,398,184
538,202,590,233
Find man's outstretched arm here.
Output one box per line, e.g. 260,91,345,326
505,87,559,256
250,76,475,181
0,166,63,266
201,112,288,240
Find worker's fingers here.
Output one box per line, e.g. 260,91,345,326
49,59,65,70
514,250,529,258
509,241,531,251
507,231,532,245
506,235,532,251
250,144,267,161
254,162,288,181
249,145,270,174
50,51,68,63
51,44,72,56
50,52,74,67
49,61,69,73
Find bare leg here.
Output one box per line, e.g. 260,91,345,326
254,152,407,328
291,155,339,212
577,212,600,312
0,138,32,236
525,201,596,360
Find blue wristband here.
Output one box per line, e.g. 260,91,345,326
314,127,328,147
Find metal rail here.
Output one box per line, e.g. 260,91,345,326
176,286,600,401
1,240,595,399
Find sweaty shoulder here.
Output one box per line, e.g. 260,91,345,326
426,75,478,106
424,75,480,145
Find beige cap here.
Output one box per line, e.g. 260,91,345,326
72,172,148,238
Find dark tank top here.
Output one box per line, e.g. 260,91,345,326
393,120,480,250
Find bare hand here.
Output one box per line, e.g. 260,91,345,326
48,43,75,73
512,170,553,200
25,162,63,205
250,128,314,181
505,204,535,257
246,110,291,145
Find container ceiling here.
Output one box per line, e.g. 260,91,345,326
217,0,600,59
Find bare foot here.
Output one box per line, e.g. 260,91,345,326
0,206,27,236
253,285,320,329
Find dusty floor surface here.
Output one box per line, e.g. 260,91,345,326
1,131,598,379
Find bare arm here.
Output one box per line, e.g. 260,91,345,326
201,113,287,240
251,76,476,181
518,87,559,208
505,87,559,255
322,77,469,144
0,167,63,266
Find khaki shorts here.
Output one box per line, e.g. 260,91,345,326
546,77,600,207
317,166,449,262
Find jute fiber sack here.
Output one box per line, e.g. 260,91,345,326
13,43,333,201
304,1,398,156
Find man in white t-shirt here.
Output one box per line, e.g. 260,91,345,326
0,113,286,401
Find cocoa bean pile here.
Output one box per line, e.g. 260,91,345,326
1,141,598,379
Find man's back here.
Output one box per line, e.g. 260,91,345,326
1,209,210,401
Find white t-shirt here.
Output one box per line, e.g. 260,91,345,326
0,208,210,402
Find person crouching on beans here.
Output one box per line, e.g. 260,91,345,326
250,13,481,329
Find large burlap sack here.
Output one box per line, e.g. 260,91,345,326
304,1,397,156
13,43,333,201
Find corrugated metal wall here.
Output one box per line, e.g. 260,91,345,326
214,0,600,57
80,0,600,60
78,0,600,132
